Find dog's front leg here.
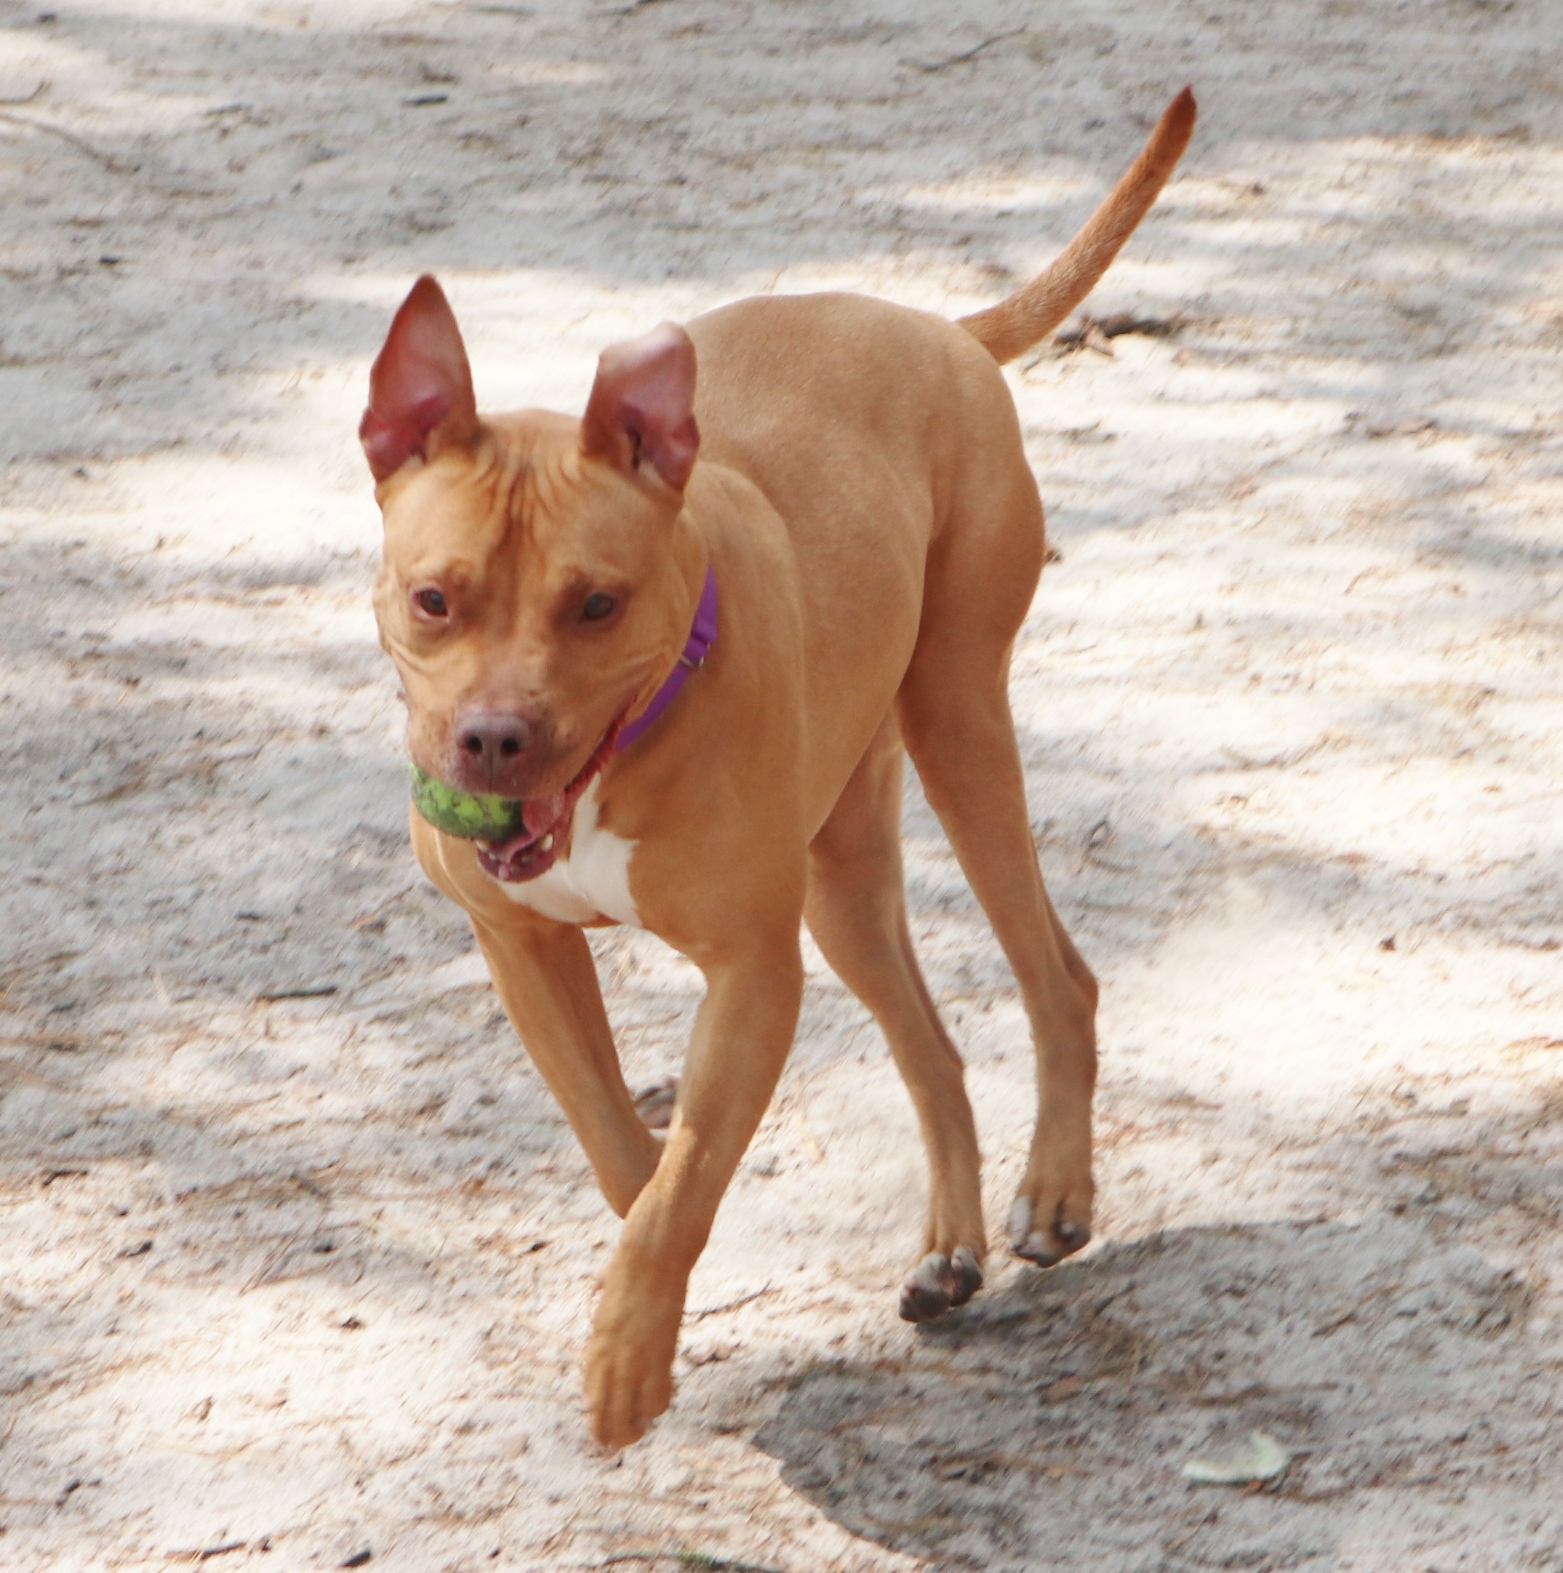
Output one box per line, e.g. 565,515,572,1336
584,929,805,1448
472,914,662,1218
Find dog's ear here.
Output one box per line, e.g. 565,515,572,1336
360,275,477,482
581,322,700,491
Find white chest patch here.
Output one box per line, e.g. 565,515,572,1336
496,778,641,928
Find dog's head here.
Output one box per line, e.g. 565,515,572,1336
362,277,706,825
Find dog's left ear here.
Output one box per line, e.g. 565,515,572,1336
360,275,477,482
581,323,700,491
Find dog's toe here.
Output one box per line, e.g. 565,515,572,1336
633,1075,678,1131
1007,1196,1092,1268
897,1246,983,1323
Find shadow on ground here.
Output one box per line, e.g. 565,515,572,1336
756,1207,1559,1570
3,2,1560,463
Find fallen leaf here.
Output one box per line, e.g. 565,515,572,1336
1182,1429,1292,1485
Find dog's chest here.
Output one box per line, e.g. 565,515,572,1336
497,779,641,927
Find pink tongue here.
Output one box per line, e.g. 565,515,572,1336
522,792,568,838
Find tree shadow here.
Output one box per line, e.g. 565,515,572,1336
3,1,1560,467
3,1,1563,1564
755,1206,1559,1569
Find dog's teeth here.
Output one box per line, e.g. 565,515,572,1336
540,833,554,852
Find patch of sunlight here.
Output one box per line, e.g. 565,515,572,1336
488,57,618,87
63,0,420,24
885,170,1097,214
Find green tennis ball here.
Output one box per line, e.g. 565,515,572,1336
408,762,527,840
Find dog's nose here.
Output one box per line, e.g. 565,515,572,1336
456,711,536,776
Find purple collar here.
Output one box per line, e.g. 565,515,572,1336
614,566,718,752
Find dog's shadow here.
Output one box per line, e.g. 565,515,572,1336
751,1211,1539,1569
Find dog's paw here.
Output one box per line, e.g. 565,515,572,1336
584,1272,682,1449
897,1246,983,1322
633,1075,678,1132
1006,1191,1092,1269
584,1335,674,1450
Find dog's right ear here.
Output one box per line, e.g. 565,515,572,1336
359,275,477,483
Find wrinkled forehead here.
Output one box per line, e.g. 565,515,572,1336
379,413,667,585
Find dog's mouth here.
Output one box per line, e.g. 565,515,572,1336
474,722,620,884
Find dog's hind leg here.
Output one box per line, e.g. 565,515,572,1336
806,712,986,1321
897,462,1099,1272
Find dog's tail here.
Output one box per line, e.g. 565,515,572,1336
957,87,1197,366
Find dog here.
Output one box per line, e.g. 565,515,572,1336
361,88,1195,1448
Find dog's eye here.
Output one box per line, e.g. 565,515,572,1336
581,593,617,622
412,587,448,619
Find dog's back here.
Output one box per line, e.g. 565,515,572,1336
681,85,1198,777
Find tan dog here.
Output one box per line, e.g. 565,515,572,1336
362,89,1195,1448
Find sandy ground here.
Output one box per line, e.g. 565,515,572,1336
3,1,1562,1568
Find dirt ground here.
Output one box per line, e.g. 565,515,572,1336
2,1,1561,1568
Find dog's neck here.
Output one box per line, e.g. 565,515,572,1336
615,566,718,752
